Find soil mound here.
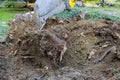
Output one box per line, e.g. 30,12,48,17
1,13,120,80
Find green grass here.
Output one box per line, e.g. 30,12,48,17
0,7,28,21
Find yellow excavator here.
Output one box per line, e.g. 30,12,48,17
34,0,77,30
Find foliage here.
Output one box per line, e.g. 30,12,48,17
53,7,120,22
53,7,82,19
0,0,5,1
5,1,26,8
86,11,120,22
116,0,120,1
85,0,99,3
84,7,120,22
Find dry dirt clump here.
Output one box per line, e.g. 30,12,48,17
1,13,120,80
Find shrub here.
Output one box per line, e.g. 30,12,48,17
5,1,26,8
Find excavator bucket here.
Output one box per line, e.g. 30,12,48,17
34,0,76,30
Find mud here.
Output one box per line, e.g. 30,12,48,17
0,14,120,80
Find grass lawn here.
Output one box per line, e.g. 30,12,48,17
0,7,28,21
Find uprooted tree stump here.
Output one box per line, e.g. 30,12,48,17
3,13,120,80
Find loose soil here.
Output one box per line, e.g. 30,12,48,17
0,13,120,80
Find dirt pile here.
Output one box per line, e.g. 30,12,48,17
1,13,120,80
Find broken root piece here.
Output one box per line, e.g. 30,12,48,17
46,31,67,62
60,42,67,62
94,46,116,64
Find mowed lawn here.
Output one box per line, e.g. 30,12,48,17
0,7,28,21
